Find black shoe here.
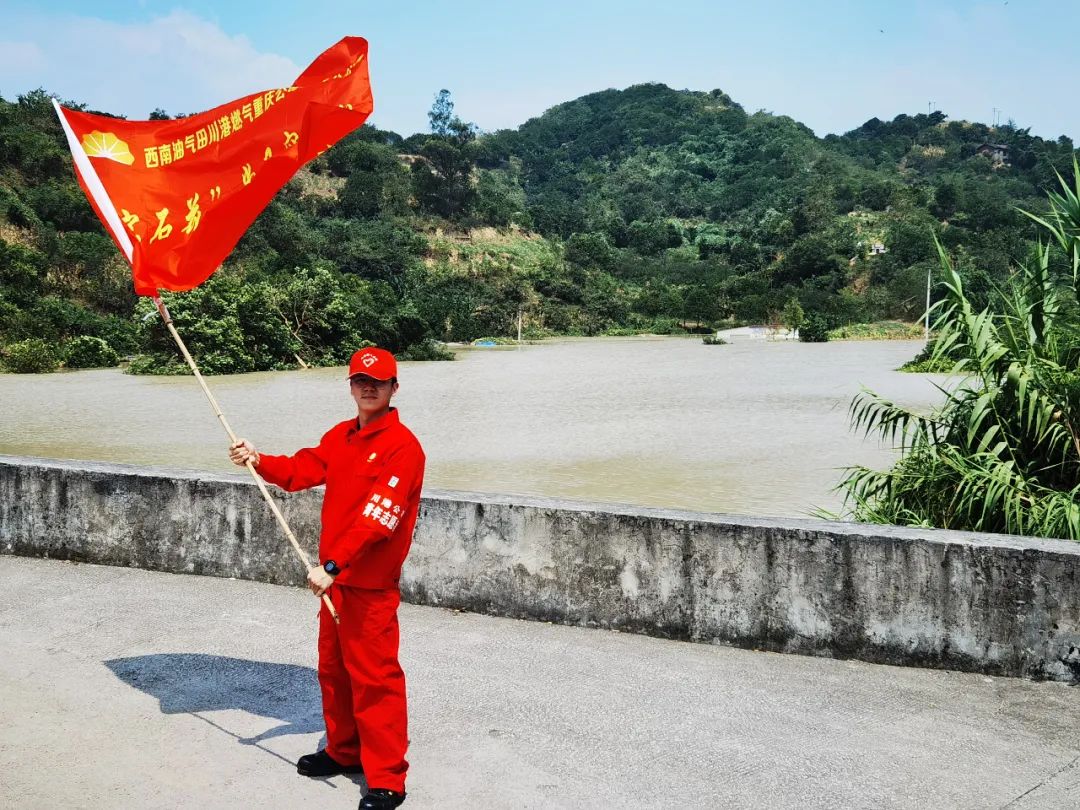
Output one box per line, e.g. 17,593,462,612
359,788,406,809
296,749,363,777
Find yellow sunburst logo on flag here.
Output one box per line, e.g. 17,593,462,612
80,131,135,166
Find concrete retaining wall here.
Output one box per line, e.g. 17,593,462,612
3,455,1080,681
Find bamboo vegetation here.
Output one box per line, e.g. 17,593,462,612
836,162,1080,539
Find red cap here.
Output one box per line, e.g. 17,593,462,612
346,347,398,381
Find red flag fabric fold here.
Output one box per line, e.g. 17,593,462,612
54,36,373,295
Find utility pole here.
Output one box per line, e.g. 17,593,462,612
517,308,523,344
928,100,935,115
925,264,932,341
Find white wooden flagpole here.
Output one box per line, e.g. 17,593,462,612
152,295,339,623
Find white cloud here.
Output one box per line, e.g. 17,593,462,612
2,10,300,119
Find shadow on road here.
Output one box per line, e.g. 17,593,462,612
105,653,323,742
104,653,356,787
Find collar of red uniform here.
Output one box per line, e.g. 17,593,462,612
349,407,400,438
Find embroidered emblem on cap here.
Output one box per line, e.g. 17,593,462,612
361,353,377,368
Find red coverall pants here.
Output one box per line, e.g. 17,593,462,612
319,585,408,793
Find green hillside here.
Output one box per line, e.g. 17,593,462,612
0,84,1075,372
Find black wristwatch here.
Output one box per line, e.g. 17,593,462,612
323,560,342,577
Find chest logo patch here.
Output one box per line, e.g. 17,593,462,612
388,476,400,488
367,453,377,462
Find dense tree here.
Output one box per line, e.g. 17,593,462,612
411,138,477,219
565,232,615,272
336,142,409,220
428,90,455,137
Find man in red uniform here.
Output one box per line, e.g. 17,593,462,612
229,347,424,810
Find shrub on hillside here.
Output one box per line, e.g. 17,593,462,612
2,338,59,373
397,339,455,361
798,315,830,343
899,339,955,373
63,335,119,369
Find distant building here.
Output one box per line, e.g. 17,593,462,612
976,143,1010,166
870,242,887,255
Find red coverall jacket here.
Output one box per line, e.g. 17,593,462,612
256,408,425,589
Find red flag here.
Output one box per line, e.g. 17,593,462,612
53,37,373,295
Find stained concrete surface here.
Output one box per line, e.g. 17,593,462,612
1,556,1079,810
8,456,1080,681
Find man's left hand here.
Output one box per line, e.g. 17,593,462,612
307,565,336,597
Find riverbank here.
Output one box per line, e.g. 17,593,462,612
0,320,926,375
827,320,925,341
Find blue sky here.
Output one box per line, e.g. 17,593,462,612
2,1,1075,142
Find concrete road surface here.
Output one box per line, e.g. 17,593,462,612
1,556,1079,809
